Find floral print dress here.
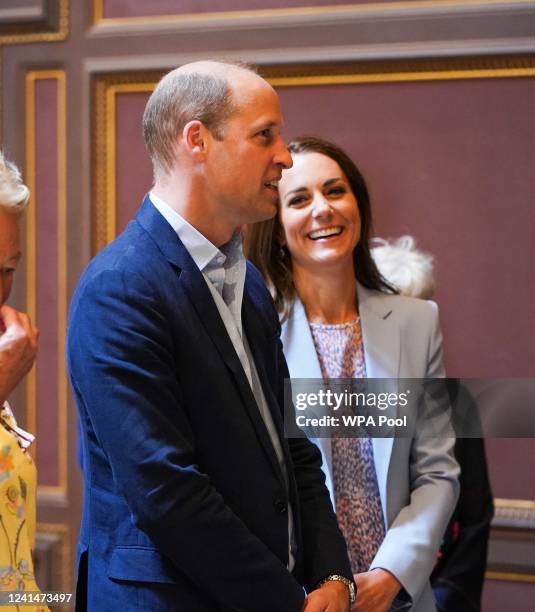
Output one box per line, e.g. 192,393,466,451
0,404,47,612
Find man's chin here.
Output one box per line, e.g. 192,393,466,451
252,200,278,223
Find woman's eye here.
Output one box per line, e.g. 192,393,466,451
328,187,346,196
288,196,307,206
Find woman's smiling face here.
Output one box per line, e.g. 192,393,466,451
278,151,361,273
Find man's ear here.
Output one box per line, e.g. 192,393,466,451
182,120,208,160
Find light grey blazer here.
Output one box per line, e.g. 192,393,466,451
281,283,460,612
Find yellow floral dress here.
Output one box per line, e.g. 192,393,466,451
0,404,47,612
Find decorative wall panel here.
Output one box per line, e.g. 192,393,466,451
93,75,161,251
94,0,532,23
25,71,68,496
96,0,401,21
0,0,68,44
89,1,535,66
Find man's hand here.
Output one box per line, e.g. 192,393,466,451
303,580,350,612
0,305,38,404
352,568,401,612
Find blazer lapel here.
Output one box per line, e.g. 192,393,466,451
281,300,323,379
136,196,244,379
357,283,399,520
242,292,289,485
281,300,335,507
137,196,284,483
358,283,400,380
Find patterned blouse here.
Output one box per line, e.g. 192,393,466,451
309,318,386,575
0,404,47,612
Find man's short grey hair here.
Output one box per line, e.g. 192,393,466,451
0,151,30,214
371,235,436,300
142,67,242,173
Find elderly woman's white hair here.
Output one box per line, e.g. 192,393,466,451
0,151,30,213
371,235,436,300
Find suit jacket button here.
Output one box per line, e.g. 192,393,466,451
274,499,287,514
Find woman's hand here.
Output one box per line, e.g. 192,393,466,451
352,568,401,612
0,305,38,405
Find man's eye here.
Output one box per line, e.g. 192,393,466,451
258,129,273,140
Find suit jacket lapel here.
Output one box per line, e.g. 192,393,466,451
242,291,289,487
136,196,245,378
137,198,286,484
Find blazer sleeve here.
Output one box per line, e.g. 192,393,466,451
370,301,460,604
68,268,306,612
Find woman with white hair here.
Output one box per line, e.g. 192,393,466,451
0,151,45,608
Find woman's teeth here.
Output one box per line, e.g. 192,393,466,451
308,227,343,240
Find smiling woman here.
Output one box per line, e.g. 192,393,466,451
278,151,362,291
246,136,394,321
246,135,460,612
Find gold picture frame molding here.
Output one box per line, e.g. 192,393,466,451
486,571,535,584
0,0,69,45
25,69,68,499
93,0,534,27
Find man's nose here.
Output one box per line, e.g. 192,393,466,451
274,138,293,169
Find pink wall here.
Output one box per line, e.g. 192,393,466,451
484,579,535,612
34,78,60,486
115,92,153,230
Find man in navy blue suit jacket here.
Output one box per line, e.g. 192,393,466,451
67,61,353,611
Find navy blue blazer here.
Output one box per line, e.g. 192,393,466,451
67,197,351,612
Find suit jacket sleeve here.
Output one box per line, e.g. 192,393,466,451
370,301,460,603
68,268,306,612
